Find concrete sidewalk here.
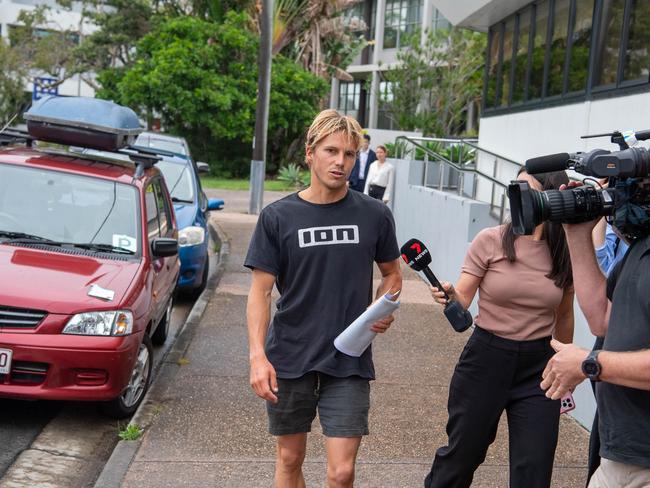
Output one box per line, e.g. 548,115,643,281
99,190,590,487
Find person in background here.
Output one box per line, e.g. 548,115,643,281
585,216,630,485
364,145,395,205
349,134,376,192
425,168,575,488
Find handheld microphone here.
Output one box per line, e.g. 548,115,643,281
400,238,473,333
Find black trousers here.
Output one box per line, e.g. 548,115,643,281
424,326,560,488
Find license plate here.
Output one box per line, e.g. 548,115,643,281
0,348,12,375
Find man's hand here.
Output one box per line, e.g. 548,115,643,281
559,182,601,236
250,355,279,403
541,339,589,400
370,314,395,333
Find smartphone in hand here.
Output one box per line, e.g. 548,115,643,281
560,392,576,414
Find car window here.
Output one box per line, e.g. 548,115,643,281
0,164,139,252
156,159,195,202
145,184,160,240
153,180,173,237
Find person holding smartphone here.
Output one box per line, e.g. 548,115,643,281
424,168,575,488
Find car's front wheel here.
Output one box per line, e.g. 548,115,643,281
101,334,153,419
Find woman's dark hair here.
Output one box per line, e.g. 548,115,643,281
502,168,573,289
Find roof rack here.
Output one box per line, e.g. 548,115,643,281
0,128,34,147
118,147,162,178
1,96,167,177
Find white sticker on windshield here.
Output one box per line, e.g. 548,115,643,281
112,234,137,253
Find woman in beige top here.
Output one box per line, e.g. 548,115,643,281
363,145,394,204
424,169,575,488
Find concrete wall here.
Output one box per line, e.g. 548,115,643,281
366,128,422,149
391,156,597,428
391,158,495,317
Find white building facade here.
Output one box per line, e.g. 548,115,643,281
0,0,97,98
428,0,650,428
330,0,451,145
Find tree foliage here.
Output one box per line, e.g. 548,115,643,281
272,0,367,81
101,12,327,176
382,27,486,136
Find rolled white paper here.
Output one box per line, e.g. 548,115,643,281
334,291,401,357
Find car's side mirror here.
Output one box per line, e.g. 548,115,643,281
196,161,210,174
151,237,178,257
207,198,224,211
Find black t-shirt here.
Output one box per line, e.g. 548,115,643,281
600,234,650,468
244,190,400,380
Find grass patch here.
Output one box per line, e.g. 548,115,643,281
118,424,143,441
200,177,295,191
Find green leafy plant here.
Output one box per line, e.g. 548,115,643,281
99,12,328,178
278,163,308,190
118,424,143,441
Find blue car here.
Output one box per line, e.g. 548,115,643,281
135,132,223,295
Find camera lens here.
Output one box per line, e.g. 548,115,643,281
508,182,615,235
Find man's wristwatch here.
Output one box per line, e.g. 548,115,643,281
582,349,602,381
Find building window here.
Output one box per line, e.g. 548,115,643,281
338,81,361,122
343,2,366,31
512,7,532,103
500,18,516,106
483,0,650,114
384,0,422,49
528,0,550,100
485,25,502,108
592,0,625,88
378,81,399,130
547,0,571,97
567,0,594,93
623,0,650,84
432,8,451,32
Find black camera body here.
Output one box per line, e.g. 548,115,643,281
508,130,650,241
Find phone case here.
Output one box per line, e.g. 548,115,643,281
560,392,576,414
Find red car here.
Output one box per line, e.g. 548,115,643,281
0,97,180,418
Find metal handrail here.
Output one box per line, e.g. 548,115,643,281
394,135,523,222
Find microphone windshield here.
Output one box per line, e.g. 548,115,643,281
525,153,570,174
400,238,431,271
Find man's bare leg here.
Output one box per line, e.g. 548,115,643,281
325,436,362,488
275,433,308,488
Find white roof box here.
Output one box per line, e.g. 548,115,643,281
24,96,143,151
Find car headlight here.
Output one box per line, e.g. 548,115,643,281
178,226,205,247
63,311,134,336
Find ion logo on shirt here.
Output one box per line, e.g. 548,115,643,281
298,225,359,248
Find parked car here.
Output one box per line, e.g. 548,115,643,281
135,132,223,295
0,97,180,418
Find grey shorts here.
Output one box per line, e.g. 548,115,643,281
267,372,370,438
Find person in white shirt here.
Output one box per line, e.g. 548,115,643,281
349,134,376,192
364,145,394,205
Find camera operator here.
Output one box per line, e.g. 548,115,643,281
541,180,650,487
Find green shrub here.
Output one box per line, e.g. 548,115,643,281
278,163,309,190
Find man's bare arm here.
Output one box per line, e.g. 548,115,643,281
369,258,402,334
247,269,279,403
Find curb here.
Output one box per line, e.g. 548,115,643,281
93,219,230,488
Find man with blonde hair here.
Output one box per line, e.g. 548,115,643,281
245,109,402,488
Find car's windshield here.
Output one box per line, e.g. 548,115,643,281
156,159,195,202
0,164,140,253
136,134,187,158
